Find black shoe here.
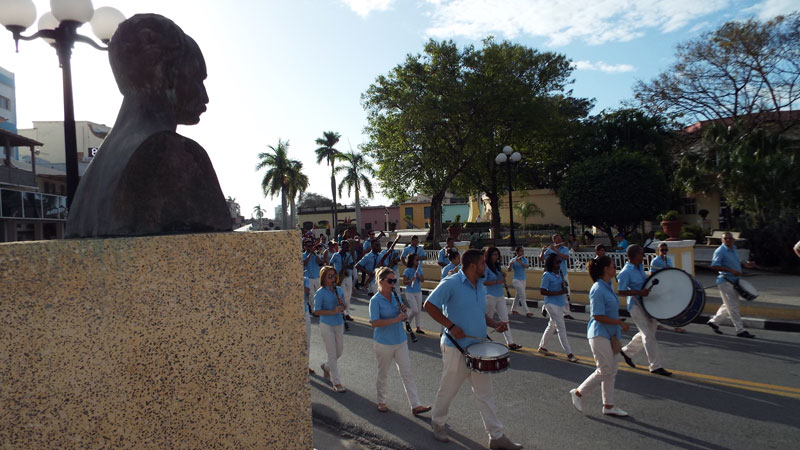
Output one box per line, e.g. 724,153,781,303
650,368,673,376
707,322,723,334
409,332,418,343
416,328,425,335
345,315,354,322
344,321,350,331
737,331,756,339
620,351,636,368
564,314,575,320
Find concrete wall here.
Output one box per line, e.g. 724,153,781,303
18,121,108,165
493,189,571,226
0,231,311,448
443,204,469,223
399,202,431,228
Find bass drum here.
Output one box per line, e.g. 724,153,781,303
642,268,706,327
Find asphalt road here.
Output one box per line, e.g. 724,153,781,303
310,290,800,450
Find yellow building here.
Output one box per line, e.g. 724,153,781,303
399,196,432,229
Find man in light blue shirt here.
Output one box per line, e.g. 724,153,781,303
614,233,629,253
357,240,382,295
330,241,355,321
378,244,401,295
303,240,324,294
401,235,427,265
541,234,573,319
441,251,461,279
423,250,520,449
708,232,756,338
438,237,456,267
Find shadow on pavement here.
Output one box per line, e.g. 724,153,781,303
586,415,734,450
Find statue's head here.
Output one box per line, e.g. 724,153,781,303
109,14,208,125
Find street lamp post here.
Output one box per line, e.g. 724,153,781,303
0,0,125,208
495,145,521,247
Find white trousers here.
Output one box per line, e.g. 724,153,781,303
367,278,377,296
319,323,344,386
308,277,321,296
432,343,504,440
340,276,353,315
577,337,618,406
486,294,514,345
539,303,572,354
622,304,662,371
405,292,423,328
709,282,745,333
374,341,421,408
510,279,529,314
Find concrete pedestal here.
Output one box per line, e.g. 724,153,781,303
0,231,310,448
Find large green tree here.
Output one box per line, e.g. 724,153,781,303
315,131,343,231
286,160,309,229
255,139,297,229
559,151,670,238
634,13,800,131
363,40,475,242
336,150,375,233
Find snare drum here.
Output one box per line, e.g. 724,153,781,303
642,268,706,328
733,279,759,301
464,342,510,374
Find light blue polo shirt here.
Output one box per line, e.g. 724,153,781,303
329,251,353,277
402,245,425,261
357,251,381,274
544,246,570,276
438,247,451,265
369,292,407,345
403,266,423,293
615,239,629,253
587,280,621,340
617,262,648,311
511,257,528,281
541,271,566,307
650,255,673,272
363,239,374,253
426,271,487,349
303,276,310,313
378,248,400,271
313,286,345,326
441,263,460,279
303,251,321,279
483,266,505,297
711,244,741,285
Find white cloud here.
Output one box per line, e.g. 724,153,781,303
744,0,799,20
422,0,732,46
341,0,396,18
574,60,636,73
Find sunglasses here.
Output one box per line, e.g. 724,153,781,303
383,278,397,284
660,248,669,252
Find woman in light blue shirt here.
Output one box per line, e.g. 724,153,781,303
507,246,533,317
570,256,631,417
314,266,347,393
483,247,520,350
537,253,576,361
402,254,426,335
370,267,431,415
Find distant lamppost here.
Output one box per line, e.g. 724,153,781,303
0,0,125,208
495,145,522,247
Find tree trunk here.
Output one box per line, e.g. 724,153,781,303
430,190,446,245
489,192,501,240
354,185,362,235
290,196,297,229
280,187,289,230
330,165,337,236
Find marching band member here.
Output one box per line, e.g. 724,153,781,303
650,243,687,333
484,247,521,351
378,240,402,296
441,250,461,279
303,239,324,294
614,232,629,253
402,254,425,334
708,232,757,338
370,267,431,415
618,245,672,376
537,253,577,362
304,276,315,375
330,241,355,321
570,255,631,417
401,235,427,265
314,266,347,393
541,235,573,319
322,241,337,265
423,249,523,450
438,237,456,267
507,246,533,317
357,240,382,295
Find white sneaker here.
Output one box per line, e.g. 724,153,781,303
603,406,629,417
432,423,450,443
569,389,582,413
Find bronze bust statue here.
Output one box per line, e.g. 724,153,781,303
66,14,231,238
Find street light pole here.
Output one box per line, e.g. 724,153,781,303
495,145,522,248
506,158,515,247
1,0,126,208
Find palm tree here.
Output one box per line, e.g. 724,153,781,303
286,160,310,229
252,204,266,228
226,196,241,216
514,201,544,231
336,150,375,233
255,139,295,229
315,131,342,234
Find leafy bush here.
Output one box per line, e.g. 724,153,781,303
742,220,800,270
679,231,696,240
654,231,668,240
659,210,680,221
681,225,705,243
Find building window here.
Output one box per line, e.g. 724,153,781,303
405,207,413,218
682,197,697,215
424,206,431,219
0,95,10,110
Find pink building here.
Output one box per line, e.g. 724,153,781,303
360,206,399,233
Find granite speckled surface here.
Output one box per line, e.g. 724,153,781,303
0,231,311,448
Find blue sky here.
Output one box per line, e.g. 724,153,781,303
2,0,797,219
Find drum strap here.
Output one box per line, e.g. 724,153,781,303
443,331,467,355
